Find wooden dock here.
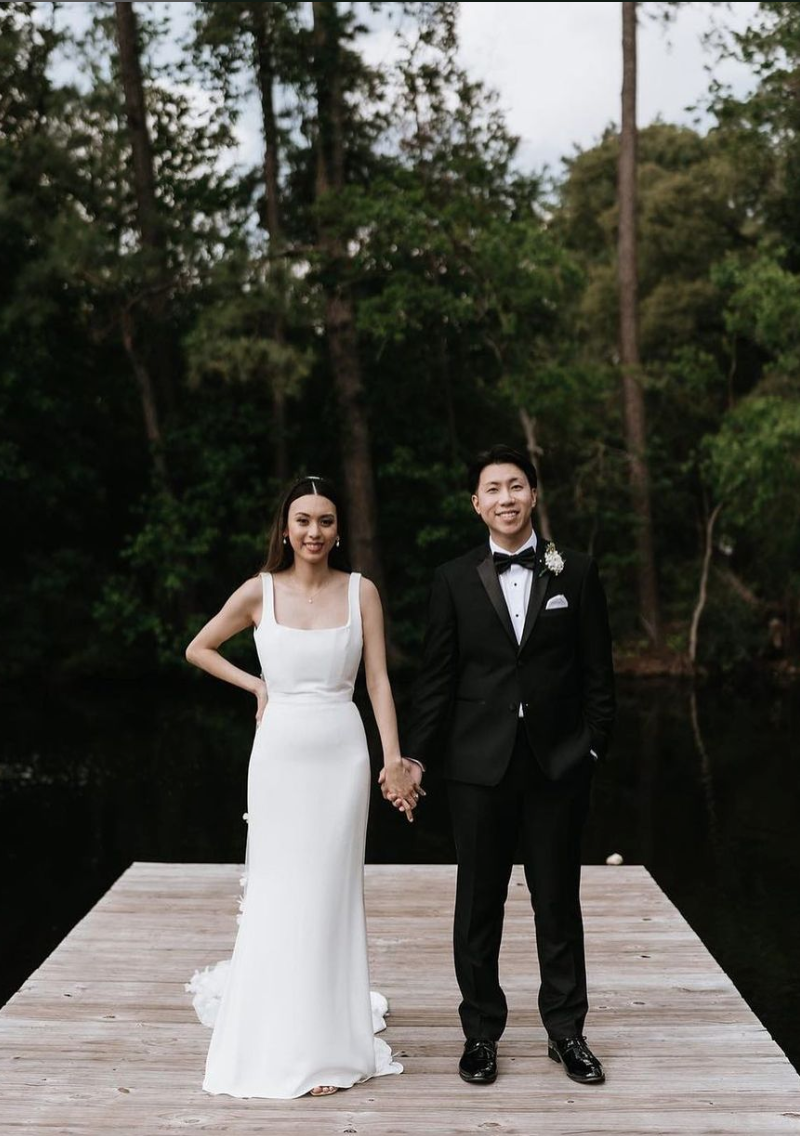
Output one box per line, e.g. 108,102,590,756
1,863,798,1134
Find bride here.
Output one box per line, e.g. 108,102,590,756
184,475,419,1099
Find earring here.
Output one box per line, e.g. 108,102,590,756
283,536,288,545
335,537,341,547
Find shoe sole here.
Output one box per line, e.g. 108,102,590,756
548,1047,605,1084
458,1069,498,1084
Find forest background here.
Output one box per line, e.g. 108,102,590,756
3,0,800,684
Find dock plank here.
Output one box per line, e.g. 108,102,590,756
1,863,798,1134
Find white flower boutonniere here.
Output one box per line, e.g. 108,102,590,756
540,541,565,577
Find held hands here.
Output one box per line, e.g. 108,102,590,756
379,758,426,824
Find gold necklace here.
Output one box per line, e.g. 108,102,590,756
286,575,331,604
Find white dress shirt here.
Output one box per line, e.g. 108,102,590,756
489,529,537,646
489,529,537,717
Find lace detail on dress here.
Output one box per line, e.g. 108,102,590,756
370,991,404,1076
236,813,249,924
186,967,402,1077
186,960,231,1028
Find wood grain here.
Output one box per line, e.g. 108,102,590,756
1,863,798,1134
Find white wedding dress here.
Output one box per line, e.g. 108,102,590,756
186,570,403,1099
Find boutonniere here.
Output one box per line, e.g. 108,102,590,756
539,541,565,577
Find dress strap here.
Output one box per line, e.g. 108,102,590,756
349,572,362,638
259,572,273,628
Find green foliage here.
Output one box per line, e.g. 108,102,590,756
3,1,800,681
695,587,766,673
92,385,280,670
703,394,800,595
715,251,800,371
184,256,313,395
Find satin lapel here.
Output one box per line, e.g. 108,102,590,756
518,567,549,655
476,551,518,648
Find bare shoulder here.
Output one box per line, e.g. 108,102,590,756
189,574,264,650
225,574,263,614
238,574,264,600
358,574,380,597
358,574,382,611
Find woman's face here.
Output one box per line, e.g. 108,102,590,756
284,494,338,565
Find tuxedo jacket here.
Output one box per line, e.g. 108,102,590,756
405,539,615,785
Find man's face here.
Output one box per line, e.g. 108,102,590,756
471,462,537,550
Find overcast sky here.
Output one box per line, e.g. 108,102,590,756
52,1,760,177
268,1,759,175
454,1,759,172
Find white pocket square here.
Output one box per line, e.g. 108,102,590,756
545,594,568,610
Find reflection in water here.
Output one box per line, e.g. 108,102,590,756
0,677,797,1070
638,690,659,868
689,686,720,854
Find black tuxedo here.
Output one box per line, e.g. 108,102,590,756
406,537,615,1041
406,541,614,783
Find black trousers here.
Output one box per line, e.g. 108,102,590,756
447,722,593,1042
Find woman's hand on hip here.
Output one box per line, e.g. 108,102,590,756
254,678,268,725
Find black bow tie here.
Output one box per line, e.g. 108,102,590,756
493,546,537,574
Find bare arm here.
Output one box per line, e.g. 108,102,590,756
361,577,421,821
185,576,268,724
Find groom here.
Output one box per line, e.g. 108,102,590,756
398,444,615,1086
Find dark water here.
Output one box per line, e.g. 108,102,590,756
1,677,798,1069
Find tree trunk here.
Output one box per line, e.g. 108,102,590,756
714,565,764,610
114,1,173,473
311,2,386,597
618,0,662,647
518,406,552,542
688,500,722,666
120,307,169,485
115,2,162,250
252,2,288,482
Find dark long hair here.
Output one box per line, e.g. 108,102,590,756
261,476,351,573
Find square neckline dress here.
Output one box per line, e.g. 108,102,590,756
187,570,403,1098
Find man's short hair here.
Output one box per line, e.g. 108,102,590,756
468,445,538,494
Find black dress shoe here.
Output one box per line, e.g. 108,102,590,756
459,1038,498,1084
547,1035,605,1084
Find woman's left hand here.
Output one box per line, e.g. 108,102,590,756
381,760,425,824
254,678,268,725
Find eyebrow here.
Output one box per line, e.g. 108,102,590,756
293,512,335,519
